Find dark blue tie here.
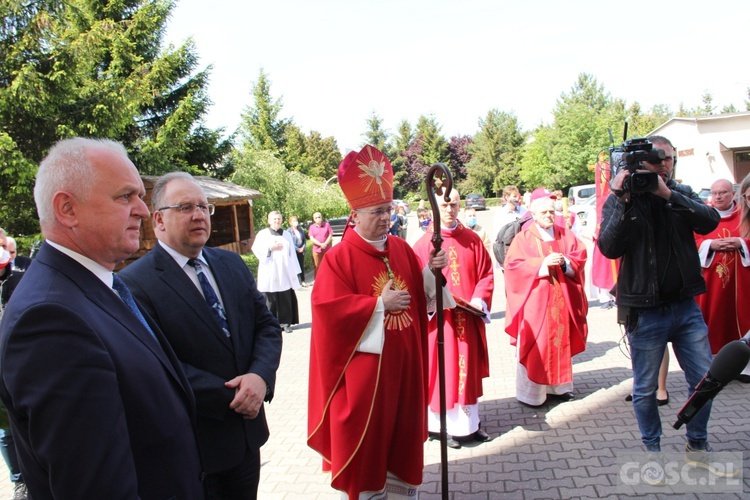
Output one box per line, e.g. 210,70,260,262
112,274,159,343
188,258,231,337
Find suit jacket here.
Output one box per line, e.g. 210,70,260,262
0,243,204,499
119,244,282,473
1,255,34,306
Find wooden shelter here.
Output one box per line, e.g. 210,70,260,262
121,175,261,267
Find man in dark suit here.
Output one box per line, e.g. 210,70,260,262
119,172,282,499
1,237,34,308
0,138,205,499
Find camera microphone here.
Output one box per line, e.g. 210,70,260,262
673,339,750,429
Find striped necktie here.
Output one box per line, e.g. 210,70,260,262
112,274,159,343
187,258,231,337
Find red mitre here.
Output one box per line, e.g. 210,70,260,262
337,145,393,209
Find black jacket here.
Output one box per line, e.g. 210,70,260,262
597,181,720,308
119,244,282,474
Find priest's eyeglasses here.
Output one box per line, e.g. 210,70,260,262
158,203,216,216
356,207,394,217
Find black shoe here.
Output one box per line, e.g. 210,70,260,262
428,432,461,449
471,428,491,442
735,374,750,383
625,394,633,402
555,392,575,402
657,391,669,406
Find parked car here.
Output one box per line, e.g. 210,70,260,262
568,195,596,225
304,216,350,237
392,199,411,214
464,193,487,210
568,184,596,205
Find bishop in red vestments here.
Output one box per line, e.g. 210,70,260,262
413,188,494,447
695,179,750,380
308,145,448,498
504,196,588,406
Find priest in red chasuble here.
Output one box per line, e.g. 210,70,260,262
695,178,750,381
307,145,448,499
413,188,495,449
504,194,589,406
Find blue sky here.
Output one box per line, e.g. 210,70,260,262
164,0,750,152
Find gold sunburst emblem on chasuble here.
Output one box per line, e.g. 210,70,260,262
372,271,413,330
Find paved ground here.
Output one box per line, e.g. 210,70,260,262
1,207,748,498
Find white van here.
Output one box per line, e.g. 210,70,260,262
568,184,595,205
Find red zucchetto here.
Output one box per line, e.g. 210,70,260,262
337,145,393,210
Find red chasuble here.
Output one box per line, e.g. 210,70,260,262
308,229,428,497
695,204,750,354
504,224,588,385
412,223,494,412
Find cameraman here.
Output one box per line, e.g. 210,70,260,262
598,136,719,454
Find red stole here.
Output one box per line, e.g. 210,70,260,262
695,204,750,353
504,225,588,385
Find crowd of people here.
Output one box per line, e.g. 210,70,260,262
0,137,749,498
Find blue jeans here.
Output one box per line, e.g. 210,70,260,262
0,428,22,483
627,298,713,452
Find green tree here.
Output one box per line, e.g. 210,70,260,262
304,131,341,181
231,149,348,230
361,111,392,158
415,115,448,166
282,124,309,173
518,125,554,190
390,119,413,191
547,73,620,189
238,69,289,153
0,0,227,235
465,109,525,196
701,91,715,115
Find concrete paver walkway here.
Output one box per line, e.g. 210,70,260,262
1,207,747,499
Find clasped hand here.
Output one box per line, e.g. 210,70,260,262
710,237,741,252
543,252,565,267
225,373,266,420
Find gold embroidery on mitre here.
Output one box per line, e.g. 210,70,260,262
372,270,413,331
357,149,393,199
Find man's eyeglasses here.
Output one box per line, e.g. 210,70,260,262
158,203,215,216
710,190,731,197
356,207,394,217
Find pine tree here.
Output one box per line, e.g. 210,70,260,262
0,0,228,235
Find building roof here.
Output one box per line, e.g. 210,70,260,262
650,111,750,135
142,175,261,203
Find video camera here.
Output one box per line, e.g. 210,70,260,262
609,125,665,194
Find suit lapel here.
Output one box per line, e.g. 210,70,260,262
202,248,241,347
35,244,195,404
152,245,233,351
